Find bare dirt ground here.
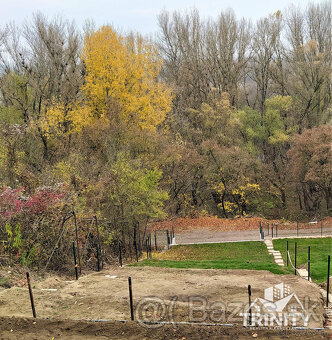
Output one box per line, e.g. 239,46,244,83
0,216,331,339
0,266,327,334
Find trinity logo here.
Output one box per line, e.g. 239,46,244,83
241,282,311,327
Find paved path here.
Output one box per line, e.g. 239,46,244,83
175,229,261,244
264,239,284,266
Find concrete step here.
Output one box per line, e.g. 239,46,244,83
297,268,308,276
264,240,285,268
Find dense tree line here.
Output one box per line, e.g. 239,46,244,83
157,2,331,220
0,1,331,247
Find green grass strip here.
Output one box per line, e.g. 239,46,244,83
273,237,332,283
131,241,288,275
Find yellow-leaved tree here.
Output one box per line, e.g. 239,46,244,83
42,26,172,136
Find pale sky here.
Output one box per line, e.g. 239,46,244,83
0,0,325,34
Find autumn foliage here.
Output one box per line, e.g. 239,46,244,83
42,26,172,136
0,4,331,269
0,186,71,268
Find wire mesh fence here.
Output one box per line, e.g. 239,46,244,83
260,222,332,239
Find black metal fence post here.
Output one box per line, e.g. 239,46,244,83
134,227,138,263
271,225,274,238
26,272,37,318
327,255,330,307
248,285,252,326
286,240,289,267
294,242,297,275
308,246,310,281
73,211,81,274
94,216,103,269
96,244,100,272
128,277,134,321
154,230,157,251
72,241,78,280
146,238,149,259
149,234,152,259
119,241,122,267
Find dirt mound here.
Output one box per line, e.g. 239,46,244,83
0,317,329,340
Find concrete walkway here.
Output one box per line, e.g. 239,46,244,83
264,239,284,266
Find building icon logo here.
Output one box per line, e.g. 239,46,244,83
241,282,311,327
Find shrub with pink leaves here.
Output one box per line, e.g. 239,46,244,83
0,186,66,222
0,185,72,268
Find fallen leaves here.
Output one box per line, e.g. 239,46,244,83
150,216,332,233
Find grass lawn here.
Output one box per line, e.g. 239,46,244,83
131,241,287,274
273,237,332,283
